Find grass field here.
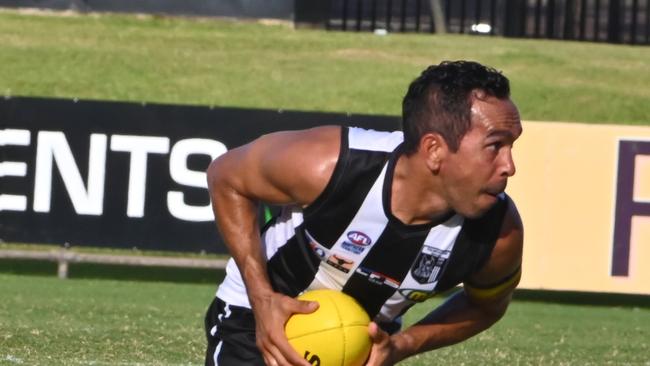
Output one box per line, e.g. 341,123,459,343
1,7,650,366
0,9,649,125
2,273,649,366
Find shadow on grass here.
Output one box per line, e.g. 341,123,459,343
0,259,225,284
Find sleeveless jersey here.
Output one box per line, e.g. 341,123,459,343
216,126,508,329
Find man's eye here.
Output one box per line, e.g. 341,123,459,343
488,142,502,150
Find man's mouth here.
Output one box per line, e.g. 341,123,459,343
484,183,507,197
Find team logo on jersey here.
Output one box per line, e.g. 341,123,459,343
346,231,372,246
411,246,450,284
356,267,401,289
326,254,354,273
399,289,437,302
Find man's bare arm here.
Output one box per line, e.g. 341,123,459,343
206,126,341,366
368,198,523,365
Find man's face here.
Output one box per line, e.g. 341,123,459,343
439,95,522,218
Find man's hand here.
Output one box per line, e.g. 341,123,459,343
252,291,319,366
365,322,400,366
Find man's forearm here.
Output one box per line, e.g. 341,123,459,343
390,290,510,362
208,160,275,302
213,196,275,304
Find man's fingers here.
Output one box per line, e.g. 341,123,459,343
261,332,311,366
275,337,312,366
366,322,396,366
266,343,290,366
256,294,320,365
368,322,389,344
262,352,276,366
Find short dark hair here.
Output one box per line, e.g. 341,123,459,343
401,60,510,154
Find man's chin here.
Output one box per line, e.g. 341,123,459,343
463,195,499,218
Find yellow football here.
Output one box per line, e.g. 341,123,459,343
285,289,372,366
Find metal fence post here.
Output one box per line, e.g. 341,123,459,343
295,0,333,29
607,0,622,43
504,0,525,37
356,0,363,31
57,247,69,279
579,0,587,40
546,0,557,39
564,0,576,39
630,0,639,44
429,0,447,34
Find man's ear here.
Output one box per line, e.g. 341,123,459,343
419,133,447,173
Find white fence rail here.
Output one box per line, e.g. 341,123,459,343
0,249,228,279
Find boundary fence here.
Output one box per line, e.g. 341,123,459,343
0,248,227,279
3,1,647,44
327,0,650,45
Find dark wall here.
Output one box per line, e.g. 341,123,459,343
0,0,295,20
0,97,400,254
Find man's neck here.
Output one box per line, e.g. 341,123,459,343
391,153,452,225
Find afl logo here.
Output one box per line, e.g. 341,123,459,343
346,231,372,246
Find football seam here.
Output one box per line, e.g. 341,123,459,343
287,324,367,339
329,291,347,366
288,291,369,363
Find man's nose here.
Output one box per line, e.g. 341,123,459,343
501,149,516,177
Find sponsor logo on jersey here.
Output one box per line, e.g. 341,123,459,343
341,241,366,254
346,231,372,246
411,246,450,284
309,242,327,259
399,288,437,302
326,254,354,273
356,266,401,289
305,230,328,260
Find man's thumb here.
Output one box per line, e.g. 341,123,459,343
368,322,389,344
293,299,319,314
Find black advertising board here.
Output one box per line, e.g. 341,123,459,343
0,97,400,253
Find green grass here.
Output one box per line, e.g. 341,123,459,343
0,273,215,365
0,9,649,125
1,273,649,365
403,300,650,365
1,8,650,366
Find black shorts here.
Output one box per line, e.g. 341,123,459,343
204,297,264,366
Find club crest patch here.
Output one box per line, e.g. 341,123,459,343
411,246,450,284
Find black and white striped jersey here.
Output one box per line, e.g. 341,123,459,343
216,126,508,328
